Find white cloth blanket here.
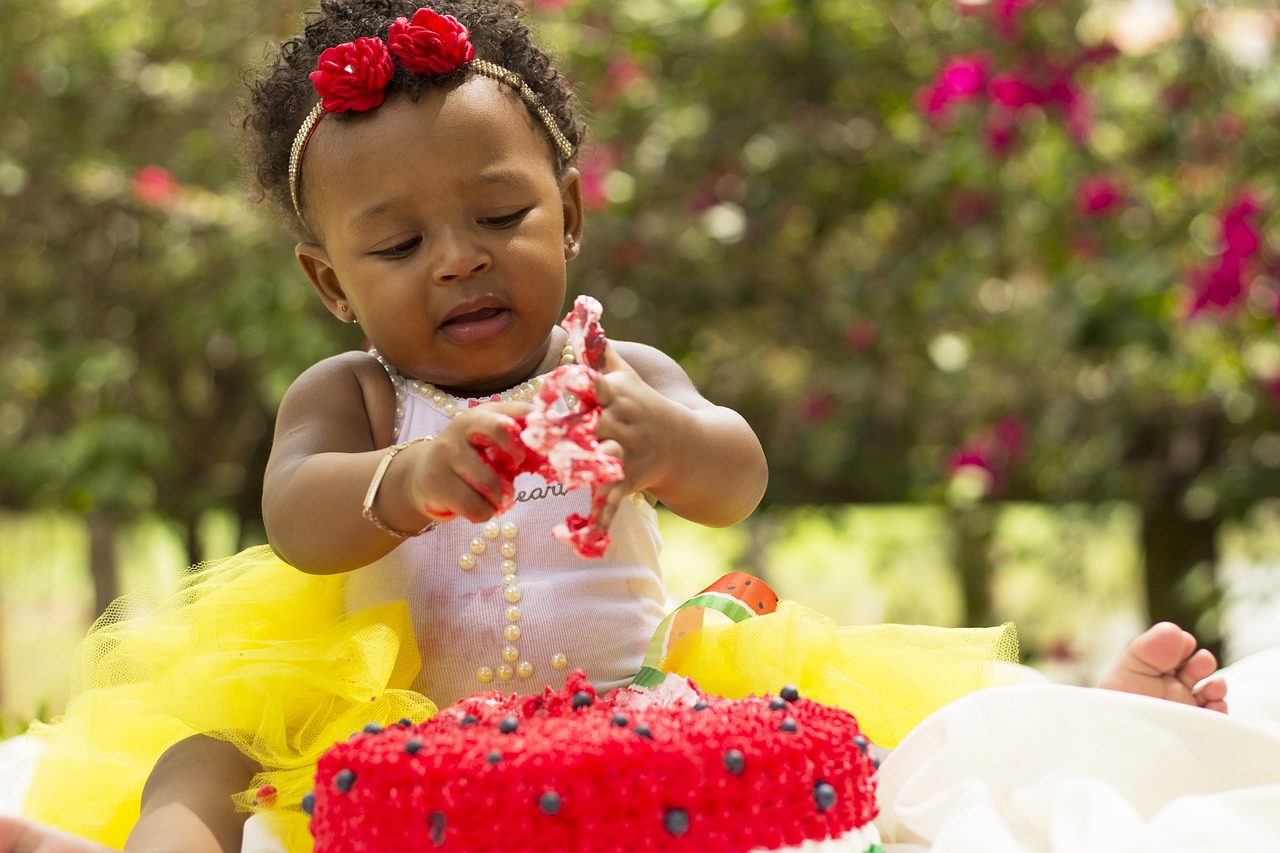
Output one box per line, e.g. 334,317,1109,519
4,648,1279,851
877,646,1280,852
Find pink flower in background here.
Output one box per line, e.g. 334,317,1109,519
1070,234,1100,260
922,35,1113,152
1161,84,1191,113
1049,78,1094,142
608,59,645,92
993,416,1026,461
988,66,1093,141
132,165,181,206
843,320,877,352
1217,112,1246,141
949,189,996,226
1188,259,1247,314
991,0,1037,40
948,446,997,478
1188,192,1265,316
592,57,648,108
1221,194,1262,257
579,145,620,211
982,109,1018,154
1074,42,1120,67
799,391,839,424
988,73,1042,109
917,54,990,121
946,417,1026,495
1076,175,1124,217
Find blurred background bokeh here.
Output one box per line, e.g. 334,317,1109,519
2,0,1279,729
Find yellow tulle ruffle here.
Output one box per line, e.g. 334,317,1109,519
660,600,1019,748
22,545,436,853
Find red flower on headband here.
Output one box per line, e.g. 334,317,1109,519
387,8,474,76
310,37,395,112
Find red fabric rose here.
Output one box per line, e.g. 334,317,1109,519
387,8,475,77
309,37,395,112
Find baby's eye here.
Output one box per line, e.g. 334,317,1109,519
372,236,421,257
480,208,530,228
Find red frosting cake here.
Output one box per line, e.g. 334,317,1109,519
307,671,881,852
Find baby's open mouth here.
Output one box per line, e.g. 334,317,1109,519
438,305,513,344
442,306,505,327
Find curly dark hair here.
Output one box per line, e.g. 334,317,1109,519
238,0,586,235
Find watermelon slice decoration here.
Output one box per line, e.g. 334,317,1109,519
633,572,780,688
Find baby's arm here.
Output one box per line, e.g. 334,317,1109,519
592,341,767,529
263,353,526,574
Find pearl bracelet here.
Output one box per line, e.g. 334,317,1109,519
362,436,441,539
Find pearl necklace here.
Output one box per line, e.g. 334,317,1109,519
369,344,576,685
370,343,575,441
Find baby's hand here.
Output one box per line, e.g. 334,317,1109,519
406,402,532,523
591,345,685,531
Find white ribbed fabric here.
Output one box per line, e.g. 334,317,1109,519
344,371,667,707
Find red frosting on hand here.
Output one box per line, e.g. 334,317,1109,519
467,296,623,557
563,294,608,370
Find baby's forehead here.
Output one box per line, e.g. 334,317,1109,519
313,78,555,175
304,78,559,226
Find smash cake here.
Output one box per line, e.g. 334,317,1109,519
306,670,882,852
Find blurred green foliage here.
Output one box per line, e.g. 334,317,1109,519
0,0,353,557
2,0,1279,641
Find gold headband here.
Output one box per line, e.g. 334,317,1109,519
288,60,574,229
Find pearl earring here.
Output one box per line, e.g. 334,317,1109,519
564,237,579,258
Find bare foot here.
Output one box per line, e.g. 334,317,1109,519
0,817,115,853
1097,622,1228,713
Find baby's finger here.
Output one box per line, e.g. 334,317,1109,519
447,454,513,520
427,481,497,523
460,470,513,517
592,480,628,533
593,345,637,404
599,342,628,373
457,404,531,455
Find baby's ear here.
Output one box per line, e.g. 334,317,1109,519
295,241,350,321
559,167,584,249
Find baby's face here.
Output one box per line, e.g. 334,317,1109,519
300,77,582,395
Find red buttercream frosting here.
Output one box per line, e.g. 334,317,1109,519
309,671,878,851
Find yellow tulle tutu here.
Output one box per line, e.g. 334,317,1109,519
23,550,1016,851
22,546,436,853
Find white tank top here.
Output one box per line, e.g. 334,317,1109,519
345,357,667,707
